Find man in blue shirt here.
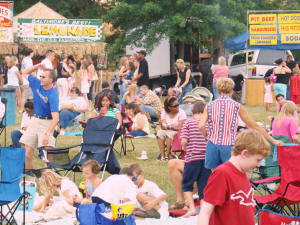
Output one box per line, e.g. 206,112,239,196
20,63,59,169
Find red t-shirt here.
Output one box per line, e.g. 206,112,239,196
204,161,255,225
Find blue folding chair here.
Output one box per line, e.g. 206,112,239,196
0,147,27,225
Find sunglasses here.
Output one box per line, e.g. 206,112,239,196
132,175,139,181
169,104,179,108
40,75,46,79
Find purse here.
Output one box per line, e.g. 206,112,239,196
270,73,277,83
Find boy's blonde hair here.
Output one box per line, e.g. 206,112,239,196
39,169,64,196
277,102,296,128
232,129,270,157
82,160,102,174
216,78,234,95
129,163,143,175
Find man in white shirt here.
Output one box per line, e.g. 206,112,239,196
37,50,55,79
129,163,169,220
11,101,34,147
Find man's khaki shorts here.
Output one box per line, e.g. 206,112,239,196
20,117,56,149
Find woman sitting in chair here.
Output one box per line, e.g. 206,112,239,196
91,92,122,125
59,87,88,135
156,97,187,161
125,102,150,137
272,101,300,142
123,84,138,105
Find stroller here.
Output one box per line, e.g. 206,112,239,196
39,116,121,180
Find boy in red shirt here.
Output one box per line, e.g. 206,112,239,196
197,129,270,225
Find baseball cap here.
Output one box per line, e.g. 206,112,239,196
136,50,146,56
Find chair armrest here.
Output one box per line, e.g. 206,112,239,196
251,176,281,184
0,174,27,184
283,181,300,197
38,144,82,152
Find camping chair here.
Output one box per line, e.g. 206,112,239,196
66,113,84,133
258,209,300,225
0,147,27,225
39,116,121,181
251,136,290,195
255,144,300,216
0,98,7,146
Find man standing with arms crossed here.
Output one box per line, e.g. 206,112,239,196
20,64,59,169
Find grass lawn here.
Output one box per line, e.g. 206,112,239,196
1,104,281,205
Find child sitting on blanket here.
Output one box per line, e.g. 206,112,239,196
34,169,80,213
130,163,169,220
180,101,211,217
78,160,102,203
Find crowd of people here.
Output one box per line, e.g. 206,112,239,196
1,48,299,225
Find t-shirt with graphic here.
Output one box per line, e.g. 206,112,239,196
203,161,255,225
28,75,59,118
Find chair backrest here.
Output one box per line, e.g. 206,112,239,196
82,116,119,153
276,145,300,201
258,209,300,225
259,135,290,178
0,147,25,202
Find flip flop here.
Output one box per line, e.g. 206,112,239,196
169,202,185,210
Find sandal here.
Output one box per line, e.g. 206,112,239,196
169,202,185,210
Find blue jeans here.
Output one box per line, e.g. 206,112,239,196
87,81,94,100
11,130,23,148
286,85,290,100
213,82,219,99
179,84,193,104
59,110,80,129
205,141,233,169
129,130,148,137
140,105,157,119
119,84,125,99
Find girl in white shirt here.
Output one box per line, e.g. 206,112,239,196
7,56,23,111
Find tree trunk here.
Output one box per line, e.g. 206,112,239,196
178,41,185,60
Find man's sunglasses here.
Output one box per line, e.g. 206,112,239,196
40,75,46,79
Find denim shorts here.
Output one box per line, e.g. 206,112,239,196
205,141,233,169
182,160,211,199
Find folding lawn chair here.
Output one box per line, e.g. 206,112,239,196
0,147,27,225
39,116,121,181
0,98,7,146
251,136,290,195
258,209,300,225
255,144,300,216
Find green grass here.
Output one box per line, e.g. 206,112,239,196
1,105,280,205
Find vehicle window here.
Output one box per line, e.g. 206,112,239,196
231,53,246,66
256,50,289,65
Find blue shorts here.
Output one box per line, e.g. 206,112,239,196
182,160,211,199
205,141,232,169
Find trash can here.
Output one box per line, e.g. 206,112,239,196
0,87,16,126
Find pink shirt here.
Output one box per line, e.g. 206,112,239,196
276,102,299,125
161,108,187,129
212,65,229,83
272,116,298,142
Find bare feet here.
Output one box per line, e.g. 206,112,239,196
183,210,196,218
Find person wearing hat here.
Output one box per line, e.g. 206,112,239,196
136,50,150,88
94,81,119,109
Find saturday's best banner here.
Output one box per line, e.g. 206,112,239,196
0,2,13,42
18,19,102,43
249,13,300,45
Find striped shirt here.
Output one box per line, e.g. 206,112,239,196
207,95,240,145
94,107,120,118
180,117,208,163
